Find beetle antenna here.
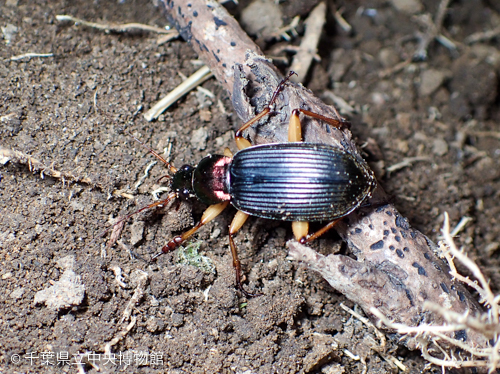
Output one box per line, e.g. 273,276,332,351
269,71,297,107
91,192,177,246
126,131,178,174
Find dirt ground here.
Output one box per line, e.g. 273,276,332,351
1,0,500,373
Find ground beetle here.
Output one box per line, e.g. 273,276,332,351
132,72,376,296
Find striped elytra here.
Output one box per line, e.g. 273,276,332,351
228,143,376,221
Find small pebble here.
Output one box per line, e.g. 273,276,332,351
10,287,24,300
190,126,208,150
419,69,449,97
146,316,165,333
34,269,85,310
240,0,282,37
390,0,423,15
130,221,145,246
432,138,448,156
378,48,399,68
1,24,18,44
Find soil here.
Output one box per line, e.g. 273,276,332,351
1,0,500,373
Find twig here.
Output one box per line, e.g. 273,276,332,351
386,156,431,174
289,2,326,83
369,212,500,370
0,146,103,189
377,58,412,79
465,25,500,45
162,0,265,95
340,303,406,371
120,270,148,323
412,0,453,61
164,0,488,354
371,308,464,335
340,303,386,350
321,90,356,116
449,216,473,238
470,131,500,140
423,302,500,340
143,65,213,121
56,14,177,35
103,317,137,355
333,6,352,33
9,52,54,61
269,16,300,41
440,212,498,318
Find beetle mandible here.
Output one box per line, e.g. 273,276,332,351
145,72,376,296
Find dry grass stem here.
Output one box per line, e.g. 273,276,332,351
103,317,137,355
340,303,386,349
441,213,498,316
143,65,213,121
341,303,406,371
9,52,54,61
386,156,431,174
56,14,177,35
332,6,352,33
0,146,102,189
465,26,500,44
269,16,300,41
289,2,326,83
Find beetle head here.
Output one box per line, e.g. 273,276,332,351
171,165,195,199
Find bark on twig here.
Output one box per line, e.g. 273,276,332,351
160,0,489,352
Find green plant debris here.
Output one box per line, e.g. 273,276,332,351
177,241,216,274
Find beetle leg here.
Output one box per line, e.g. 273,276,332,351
235,71,297,150
151,201,230,260
295,108,349,130
288,109,302,142
301,218,342,244
93,191,178,248
223,147,233,158
292,221,309,242
229,211,259,297
235,108,270,150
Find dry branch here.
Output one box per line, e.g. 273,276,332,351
370,213,500,371
288,2,326,83
160,0,489,354
0,146,103,190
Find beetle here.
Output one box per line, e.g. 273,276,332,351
128,72,376,296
